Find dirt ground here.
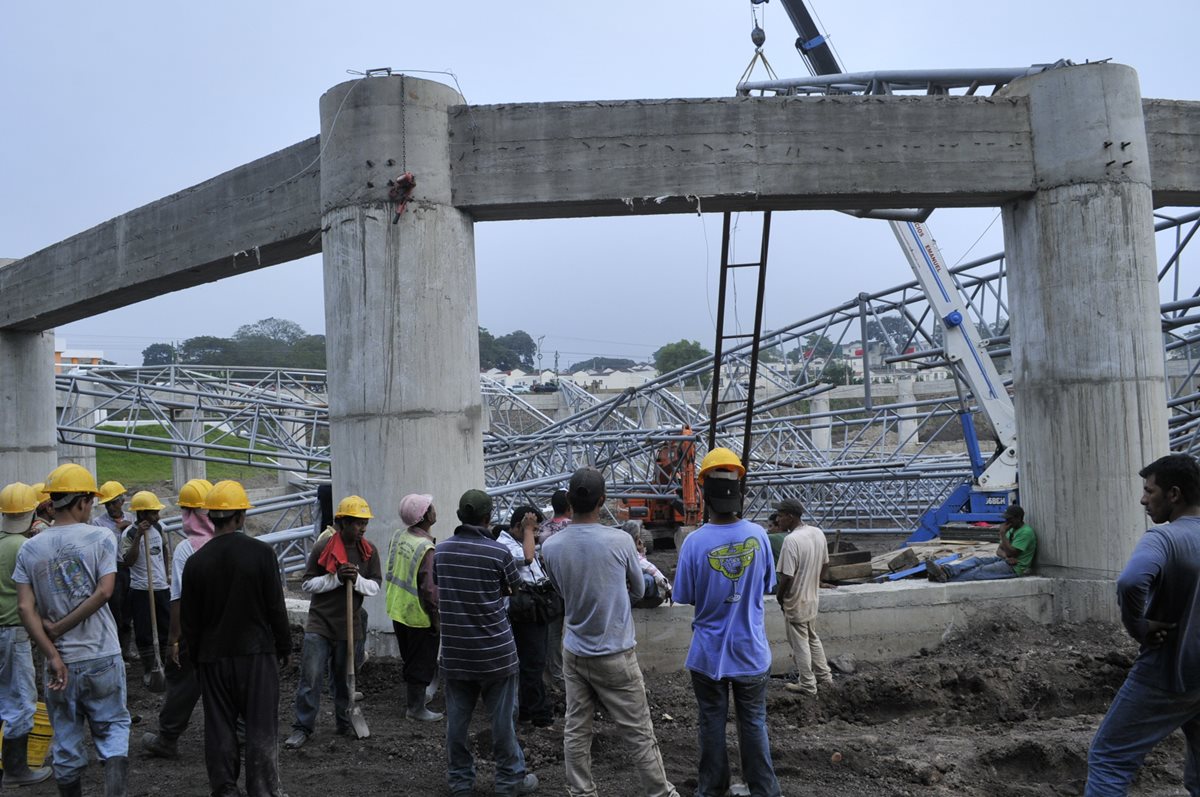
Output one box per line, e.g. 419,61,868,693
19,614,1187,797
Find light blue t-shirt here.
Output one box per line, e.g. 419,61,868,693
674,518,776,680
12,522,120,664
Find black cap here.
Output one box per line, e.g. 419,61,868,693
703,471,742,514
568,468,606,510
457,489,493,524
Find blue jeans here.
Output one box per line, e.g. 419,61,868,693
943,555,1017,582
444,674,526,796
293,632,350,735
690,671,781,797
1087,675,1200,796
44,654,130,783
0,626,38,738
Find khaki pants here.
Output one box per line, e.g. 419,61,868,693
785,619,832,694
562,649,678,797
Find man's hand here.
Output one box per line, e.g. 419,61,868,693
336,562,359,583
46,654,68,691
115,517,132,532
168,642,181,667
42,617,62,641
1145,620,1176,648
521,512,538,537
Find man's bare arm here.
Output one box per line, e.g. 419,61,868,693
17,584,68,689
43,573,115,641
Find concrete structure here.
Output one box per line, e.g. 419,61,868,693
56,391,97,477
170,409,207,493
318,76,485,627
896,377,918,452
2,64,1199,633
0,327,57,488
1001,66,1168,578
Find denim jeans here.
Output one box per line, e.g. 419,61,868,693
444,674,526,796
0,626,38,738
1086,675,1200,796
293,632,350,735
690,670,781,797
563,648,677,797
943,555,1017,582
44,654,130,784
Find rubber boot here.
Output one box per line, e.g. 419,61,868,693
0,733,53,786
405,683,443,722
104,755,128,797
57,780,83,797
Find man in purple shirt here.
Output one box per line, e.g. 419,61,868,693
1087,454,1200,795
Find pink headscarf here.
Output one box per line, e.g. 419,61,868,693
399,494,434,527
182,507,216,550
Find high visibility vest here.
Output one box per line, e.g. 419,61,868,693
385,529,434,628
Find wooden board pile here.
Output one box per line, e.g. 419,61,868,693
823,538,1000,585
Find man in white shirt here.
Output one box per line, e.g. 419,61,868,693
497,506,554,727
774,498,833,696
119,491,170,690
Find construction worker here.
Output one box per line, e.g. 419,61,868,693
28,482,53,535
142,479,213,758
386,493,443,722
181,480,290,797
14,463,131,797
93,480,135,660
285,495,381,749
775,498,834,696
0,482,52,787
120,491,170,690
675,448,780,797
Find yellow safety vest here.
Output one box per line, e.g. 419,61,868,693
385,529,434,628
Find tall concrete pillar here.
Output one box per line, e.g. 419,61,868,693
320,76,484,632
810,395,832,451
0,330,58,487
57,389,97,477
171,409,207,494
1001,64,1166,577
895,377,918,452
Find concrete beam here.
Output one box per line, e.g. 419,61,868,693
1144,99,1200,207
0,137,322,332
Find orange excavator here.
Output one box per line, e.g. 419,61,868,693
619,426,701,542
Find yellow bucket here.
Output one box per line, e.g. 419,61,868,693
0,701,53,769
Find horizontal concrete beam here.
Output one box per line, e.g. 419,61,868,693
0,137,322,332
1145,99,1200,207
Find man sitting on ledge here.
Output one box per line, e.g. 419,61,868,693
925,505,1037,583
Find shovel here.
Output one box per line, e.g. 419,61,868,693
345,580,370,738
143,527,167,693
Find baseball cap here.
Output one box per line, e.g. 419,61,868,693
703,470,742,514
457,489,493,524
568,468,606,510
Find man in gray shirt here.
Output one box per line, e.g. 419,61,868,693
541,468,678,797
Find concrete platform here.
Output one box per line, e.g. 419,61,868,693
287,576,1119,673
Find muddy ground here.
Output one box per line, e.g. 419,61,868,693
19,614,1187,797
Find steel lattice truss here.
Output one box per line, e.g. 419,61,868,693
55,209,1200,531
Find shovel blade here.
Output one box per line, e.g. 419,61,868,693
146,668,167,693
349,707,370,739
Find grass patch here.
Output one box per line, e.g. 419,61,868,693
94,424,278,484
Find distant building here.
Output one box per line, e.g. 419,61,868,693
54,337,104,374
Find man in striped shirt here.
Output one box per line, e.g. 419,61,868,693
434,489,538,796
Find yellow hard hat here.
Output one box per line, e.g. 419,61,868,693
334,495,373,520
45,463,100,496
0,483,40,515
204,480,254,512
30,483,49,503
130,491,166,512
96,480,128,505
178,479,214,509
698,447,746,482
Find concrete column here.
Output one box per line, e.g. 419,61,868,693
320,76,484,632
171,409,207,494
1001,64,1166,577
57,389,97,477
810,395,832,451
0,329,58,487
895,377,918,452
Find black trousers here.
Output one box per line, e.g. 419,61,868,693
392,621,438,686
197,654,282,797
107,565,132,631
129,588,170,651
158,649,202,742
511,618,551,724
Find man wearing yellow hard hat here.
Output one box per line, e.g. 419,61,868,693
180,480,289,797
285,495,381,750
13,463,131,796
92,480,136,662
0,483,52,786
120,490,170,691
27,482,52,536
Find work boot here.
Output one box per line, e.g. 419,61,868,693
56,780,83,797
283,730,309,750
924,558,949,583
405,683,444,722
140,731,179,759
0,733,52,786
103,755,128,797
516,772,539,794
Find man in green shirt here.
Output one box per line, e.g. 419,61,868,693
926,505,1037,582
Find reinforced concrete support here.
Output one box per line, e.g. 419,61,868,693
171,410,207,494
810,395,832,451
57,391,97,477
320,76,485,631
0,328,58,487
896,378,918,452
1001,64,1168,578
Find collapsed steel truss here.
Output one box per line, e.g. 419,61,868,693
55,209,1200,531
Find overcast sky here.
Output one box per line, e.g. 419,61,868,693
3,1,1196,368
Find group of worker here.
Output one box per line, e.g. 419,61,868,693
3,449,1197,796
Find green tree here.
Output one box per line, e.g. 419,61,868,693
494,330,536,370
568,357,636,372
793,334,839,361
821,360,856,385
178,336,238,365
234,317,306,344
653,339,710,375
142,343,176,366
